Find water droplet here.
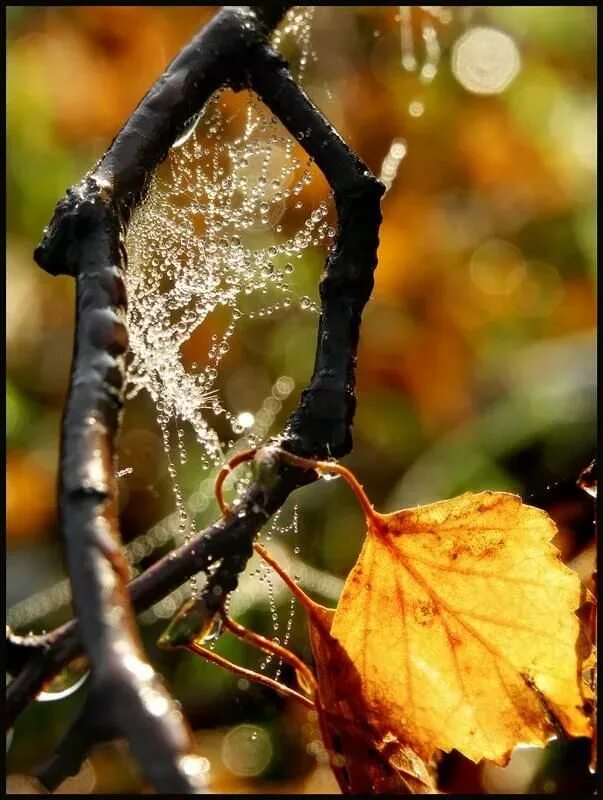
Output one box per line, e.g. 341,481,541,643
172,111,204,149
321,471,340,482
37,657,90,702
202,616,223,643
299,296,311,310
235,411,255,430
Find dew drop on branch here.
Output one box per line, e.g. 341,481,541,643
36,657,90,702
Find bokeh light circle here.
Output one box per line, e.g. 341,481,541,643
452,27,520,95
221,724,273,777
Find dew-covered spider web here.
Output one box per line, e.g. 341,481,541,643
124,83,333,463
122,6,336,674
124,9,338,450
7,6,457,694
7,7,337,692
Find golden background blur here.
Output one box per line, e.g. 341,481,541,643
6,6,596,794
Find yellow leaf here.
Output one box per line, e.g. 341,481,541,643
256,545,436,794
211,448,594,785
330,489,593,765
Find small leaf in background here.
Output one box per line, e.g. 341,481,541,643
158,597,222,649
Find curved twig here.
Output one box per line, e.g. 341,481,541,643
247,40,385,457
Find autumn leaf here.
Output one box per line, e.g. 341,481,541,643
159,548,435,794
255,545,436,794
307,607,436,793
576,457,597,772
330,488,594,766
205,447,594,790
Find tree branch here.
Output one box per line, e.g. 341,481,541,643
6,627,59,679
6,469,308,727
246,37,384,457
35,690,116,792
26,6,292,793
11,4,384,791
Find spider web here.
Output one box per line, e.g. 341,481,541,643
124,8,333,469
122,7,335,649
8,7,457,638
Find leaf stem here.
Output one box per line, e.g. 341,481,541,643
274,450,378,523
253,543,332,642
220,607,317,696
185,640,315,709
214,448,258,516
214,445,378,525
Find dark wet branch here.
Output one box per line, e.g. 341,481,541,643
12,2,384,792
247,38,384,457
35,690,116,792
6,468,310,727
24,5,291,794
35,7,291,278
6,628,59,679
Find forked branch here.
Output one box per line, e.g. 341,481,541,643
9,5,384,791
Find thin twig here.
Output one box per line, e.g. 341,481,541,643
185,641,315,710
6,472,303,728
